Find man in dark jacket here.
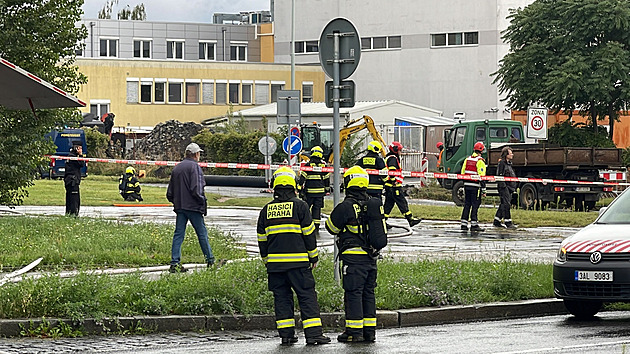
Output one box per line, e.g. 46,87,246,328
494,146,517,229
166,143,214,273
356,141,387,201
326,166,388,343
257,166,330,346
64,142,86,216
119,166,143,201
383,141,421,227
298,146,330,236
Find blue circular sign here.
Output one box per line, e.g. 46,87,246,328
282,136,302,155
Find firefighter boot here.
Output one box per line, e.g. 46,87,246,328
281,335,299,346
337,332,364,343
306,334,331,345
406,215,422,227
505,221,518,229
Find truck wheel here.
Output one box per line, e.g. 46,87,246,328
563,299,602,319
452,181,465,206
519,183,537,209
585,201,596,211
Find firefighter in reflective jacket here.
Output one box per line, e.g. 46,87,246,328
356,141,387,201
257,167,331,346
383,142,421,227
298,146,330,235
460,141,487,232
325,166,388,343
119,166,143,202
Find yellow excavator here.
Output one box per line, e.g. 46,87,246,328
299,115,387,163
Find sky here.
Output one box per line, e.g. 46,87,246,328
81,0,271,23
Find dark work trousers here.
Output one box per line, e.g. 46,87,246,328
305,195,324,231
495,187,512,221
460,186,481,226
342,262,378,337
268,267,324,339
65,182,80,216
367,190,383,203
383,186,410,218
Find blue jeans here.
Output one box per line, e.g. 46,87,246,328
171,209,215,265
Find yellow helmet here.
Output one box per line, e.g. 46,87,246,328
343,165,369,189
125,166,136,175
311,145,323,159
367,141,382,153
272,166,297,189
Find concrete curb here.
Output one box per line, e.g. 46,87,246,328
0,299,567,337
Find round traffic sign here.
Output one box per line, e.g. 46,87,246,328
290,126,300,137
282,136,302,155
258,136,277,156
319,18,361,80
530,116,544,131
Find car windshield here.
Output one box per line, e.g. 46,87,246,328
597,189,630,224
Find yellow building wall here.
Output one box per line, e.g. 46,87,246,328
76,58,325,127
259,23,275,63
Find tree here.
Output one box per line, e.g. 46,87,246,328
98,0,146,21
0,0,87,206
493,0,630,140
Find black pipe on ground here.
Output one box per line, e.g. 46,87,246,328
204,175,268,188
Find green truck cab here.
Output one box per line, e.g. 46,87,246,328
441,120,621,210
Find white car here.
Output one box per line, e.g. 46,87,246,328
553,188,630,318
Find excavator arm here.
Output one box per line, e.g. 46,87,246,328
329,115,387,164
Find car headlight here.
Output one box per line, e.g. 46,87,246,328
556,247,567,263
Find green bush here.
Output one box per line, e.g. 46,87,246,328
548,120,616,148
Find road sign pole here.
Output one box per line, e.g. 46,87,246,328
333,32,341,206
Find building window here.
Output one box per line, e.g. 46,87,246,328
154,82,165,103
255,83,269,105
373,37,387,49
100,39,117,57
270,83,284,103
242,83,252,104
295,41,305,53
167,40,184,59
140,81,152,103
305,41,318,53
388,36,401,48
229,83,240,104
134,40,151,58
199,42,216,60
302,83,313,103
202,82,214,104
90,101,110,118
432,32,478,47
216,82,227,104
230,44,247,61
186,82,199,103
168,82,182,103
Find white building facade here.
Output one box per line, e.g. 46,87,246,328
272,0,534,120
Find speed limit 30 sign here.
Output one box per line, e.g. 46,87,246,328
527,107,548,139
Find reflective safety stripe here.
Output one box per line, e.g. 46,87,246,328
257,233,267,242
313,219,321,224
346,224,360,234
384,214,389,218
267,253,309,262
322,173,330,179
306,187,325,193
265,224,302,235
277,318,295,328
305,175,323,180
303,317,322,328
302,222,315,235
363,318,377,327
403,211,412,216
342,247,368,255
326,218,340,234
345,319,363,328
307,248,319,258
261,256,268,264
367,184,383,190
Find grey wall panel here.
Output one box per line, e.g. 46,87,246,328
166,23,185,31
202,83,214,104
134,22,152,30
134,29,153,38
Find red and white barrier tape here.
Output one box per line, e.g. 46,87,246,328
49,155,630,186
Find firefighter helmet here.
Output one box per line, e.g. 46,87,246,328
388,141,403,154
436,142,443,149
343,165,369,189
311,145,323,159
125,166,136,175
272,166,297,189
474,141,485,152
367,140,382,153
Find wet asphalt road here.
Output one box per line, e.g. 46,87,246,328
3,311,630,353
